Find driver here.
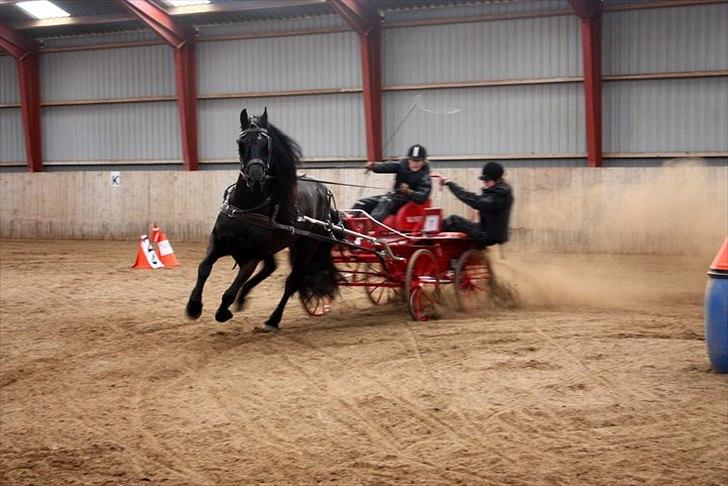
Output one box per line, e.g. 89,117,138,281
351,144,432,222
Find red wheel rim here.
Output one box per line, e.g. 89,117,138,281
300,294,332,317
363,263,401,305
455,250,493,311
406,250,441,321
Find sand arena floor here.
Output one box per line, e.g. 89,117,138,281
0,239,726,485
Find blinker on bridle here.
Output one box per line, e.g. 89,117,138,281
238,121,273,186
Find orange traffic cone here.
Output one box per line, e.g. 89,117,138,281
150,223,180,268
710,237,728,271
132,234,165,269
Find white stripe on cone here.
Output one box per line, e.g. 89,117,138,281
141,235,164,269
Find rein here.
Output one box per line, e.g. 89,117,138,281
297,175,387,191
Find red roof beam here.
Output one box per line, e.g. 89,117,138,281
328,0,379,36
0,22,39,59
119,0,193,48
568,0,603,20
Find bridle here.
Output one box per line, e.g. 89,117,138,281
237,121,273,187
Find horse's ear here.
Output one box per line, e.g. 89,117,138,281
260,107,268,127
240,109,249,130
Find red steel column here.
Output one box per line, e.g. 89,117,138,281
17,53,43,172
328,0,382,162
120,0,198,170
174,43,198,171
0,24,43,172
580,14,603,167
359,26,382,162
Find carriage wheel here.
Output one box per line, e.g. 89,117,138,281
299,294,332,317
405,249,441,321
364,263,402,305
336,245,361,283
454,249,494,312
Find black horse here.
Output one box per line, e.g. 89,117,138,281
185,108,339,332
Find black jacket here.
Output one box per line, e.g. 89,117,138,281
372,158,432,204
446,180,513,243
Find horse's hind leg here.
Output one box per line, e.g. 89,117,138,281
256,249,310,332
256,271,302,332
215,259,257,323
186,245,221,319
235,255,277,311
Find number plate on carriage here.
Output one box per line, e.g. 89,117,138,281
423,208,442,233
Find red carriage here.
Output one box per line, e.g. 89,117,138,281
299,201,495,321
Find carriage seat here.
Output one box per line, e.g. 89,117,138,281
382,200,432,233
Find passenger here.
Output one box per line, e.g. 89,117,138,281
431,162,514,246
351,144,432,222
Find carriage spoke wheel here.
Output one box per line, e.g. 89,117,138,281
299,294,332,317
336,245,361,283
454,249,494,312
364,263,402,305
405,249,441,321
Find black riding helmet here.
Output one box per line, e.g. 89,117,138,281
407,144,427,160
479,161,505,181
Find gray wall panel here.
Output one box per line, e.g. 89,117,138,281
198,94,364,160
603,77,728,153
0,109,24,164
41,45,175,101
381,0,570,22
0,56,19,104
382,15,582,85
603,4,728,75
198,32,360,94
43,102,181,162
196,14,346,36
39,30,159,49
383,84,584,157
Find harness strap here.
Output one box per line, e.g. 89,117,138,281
220,201,378,254
221,192,272,214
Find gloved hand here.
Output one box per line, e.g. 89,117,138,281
430,173,451,186
399,183,413,195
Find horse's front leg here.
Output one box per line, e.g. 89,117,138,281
186,246,221,320
215,259,258,323
235,255,277,311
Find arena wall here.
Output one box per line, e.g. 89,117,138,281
1,164,725,256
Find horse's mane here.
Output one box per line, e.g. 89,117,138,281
267,122,301,183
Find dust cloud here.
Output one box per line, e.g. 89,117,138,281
492,160,727,310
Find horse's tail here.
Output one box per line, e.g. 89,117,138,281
298,209,340,302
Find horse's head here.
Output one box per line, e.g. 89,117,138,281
237,107,271,192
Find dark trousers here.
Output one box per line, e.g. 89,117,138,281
442,215,498,247
352,193,409,222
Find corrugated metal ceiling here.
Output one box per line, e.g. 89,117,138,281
1,0,518,41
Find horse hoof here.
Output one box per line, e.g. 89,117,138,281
215,309,233,323
186,301,203,320
253,324,278,334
